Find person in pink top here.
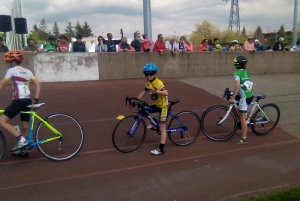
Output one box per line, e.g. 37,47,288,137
242,35,256,52
57,34,69,52
153,34,167,54
186,40,193,51
198,39,209,51
140,34,152,52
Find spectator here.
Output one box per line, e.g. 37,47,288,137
186,40,193,51
95,36,107,52
212,38,222,52
230,40,242,51
262,38,271,51
242,35,255,52
284,43,290,51
197,39,209,51
117,37,135,52
57,34,69,52
153,34,167,54
43,35,58,52
22,38,43,54
140,34,152,52
222,44,231,51
273,37,285,51
0,37,9,53
106,33,121,52
208,39,213,51
290,41,300,51
165,36,179,55
254,39,263,51
131,31,141,52
178,36,187,51
70,34,88,52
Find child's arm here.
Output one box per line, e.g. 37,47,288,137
32,78,41,100
138,90,146,100
0,78,9,90
229,79,240,103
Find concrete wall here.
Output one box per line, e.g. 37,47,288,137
0,52,299,82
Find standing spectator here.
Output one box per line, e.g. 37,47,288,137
153,34,167,55
57,34,69,52
212,38,222,52
290,41,300,51
178,36,187,52
70,34,88,52
0,37,9,53
262,38,270,51
131,31,141,52
185,40,193,51
242,35,256,52
140,34,152,52
273,37,285,51
165,36,179,55
22,38,43,54
230,40,242,51
43,35,58,52
95,36,107,52
197,39,209,51
106,33,121,52
208,39,213,51
117,37,135,52
254,39,264,51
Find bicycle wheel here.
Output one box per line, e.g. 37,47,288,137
251,104,280,136
35,113,84,161
112,115,147,153
0,130,6,162
200,105,237,142
168,111,200,146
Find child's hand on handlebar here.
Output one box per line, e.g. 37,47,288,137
151,88,157,94
228,97,235,104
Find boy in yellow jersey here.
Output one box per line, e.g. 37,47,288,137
137,63,168,155
0,50,41,154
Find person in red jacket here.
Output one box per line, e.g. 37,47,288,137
153,34,167,54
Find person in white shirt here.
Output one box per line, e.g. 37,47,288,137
165,36,179,55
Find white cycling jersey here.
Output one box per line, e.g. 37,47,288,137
5,66,36,100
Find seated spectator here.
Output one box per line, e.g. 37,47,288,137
117,37,135,52
243,35,256,52
0,37,9,53
186,40,193,51
273,37,285,51
230,40,242,51
140,34,152,52
70,34,88,52
290,41,300,51
57,34,69,52
43,35,58,52
131,31,141,52
197,39,209,51
153,34,167,54
22,38,43,54
95,36,107,52
165,36,179,55
106,33,121,52
254,39,264,51
178,36,187,51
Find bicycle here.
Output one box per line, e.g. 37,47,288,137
0,103,84,162
112,96,201,153
200,88,280,142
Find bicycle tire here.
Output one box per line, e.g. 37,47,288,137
200,105,237,142
0,130,6,162
35,113,84,161
112,115,147,153
251,104,280,136
168,111,200,146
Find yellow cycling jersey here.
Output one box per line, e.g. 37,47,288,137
144,77,168,107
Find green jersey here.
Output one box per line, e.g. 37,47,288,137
234,69,253,98
44,42,57,52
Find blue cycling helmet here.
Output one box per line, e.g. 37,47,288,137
143,63,158,73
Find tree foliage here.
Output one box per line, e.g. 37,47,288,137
82,21,93,37
254,26,263,40
241,27,246,36
74,20,85,36
52,22,60,38
278,24,286,39
65,22,75,38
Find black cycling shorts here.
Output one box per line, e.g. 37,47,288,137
3,99,32,122
148,105,168,124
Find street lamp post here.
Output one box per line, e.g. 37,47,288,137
292,0,298,45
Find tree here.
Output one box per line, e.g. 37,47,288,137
254,26,263,40
278,24,286,39
82,21,93,37
241,27,246,36
52,22,60,38
74,20,85,36
38,19,50,41
65,22,75,38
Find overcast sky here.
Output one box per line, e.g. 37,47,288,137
0,0,299,40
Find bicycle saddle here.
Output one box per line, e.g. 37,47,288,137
168,99,180,104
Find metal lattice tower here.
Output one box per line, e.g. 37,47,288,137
224,0,240,33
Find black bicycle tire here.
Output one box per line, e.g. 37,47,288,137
0,130,6,162
251,103,280,136
168,111,200,146
35,113,84,161
200,105,237,142
112,115,147,153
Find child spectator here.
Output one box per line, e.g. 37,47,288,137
140,34,152,52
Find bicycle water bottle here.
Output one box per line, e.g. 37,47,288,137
14,125,21,133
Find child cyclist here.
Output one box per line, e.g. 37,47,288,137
137,63,168,155
229,56,253,145
0,50,41,154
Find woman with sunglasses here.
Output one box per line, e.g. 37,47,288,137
95,36,107,52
